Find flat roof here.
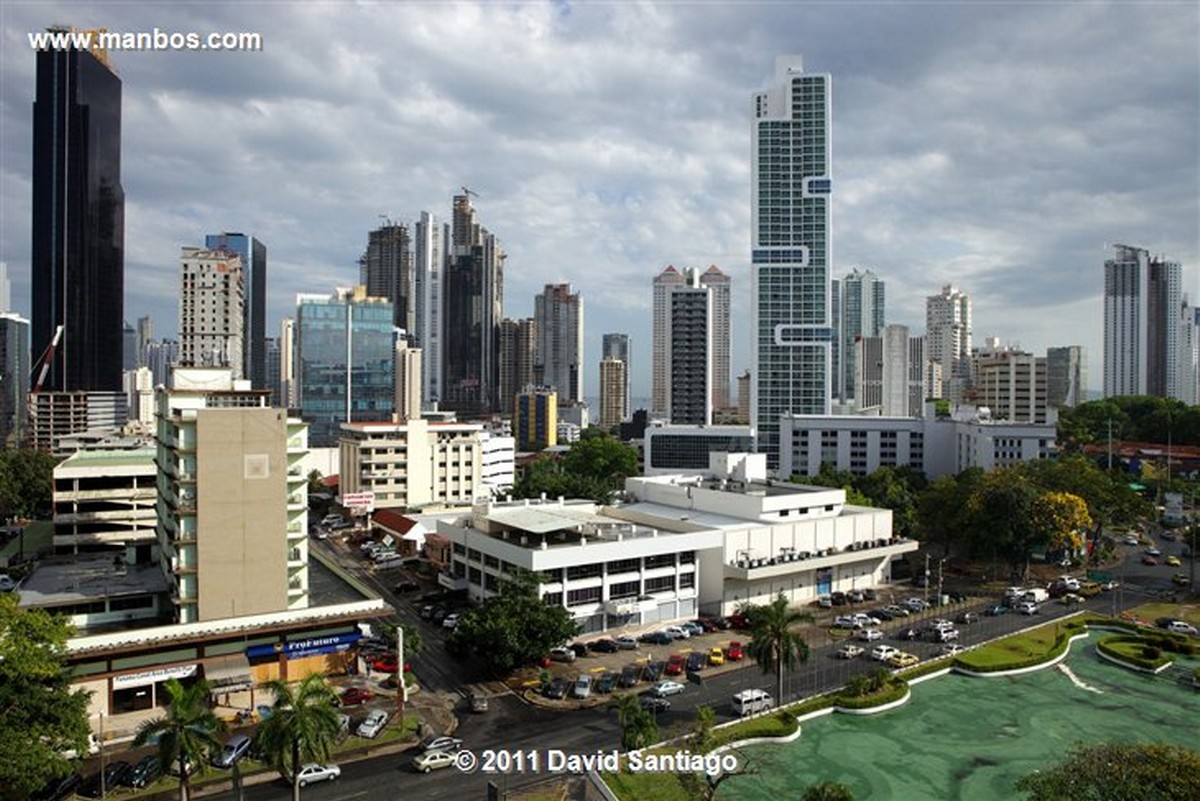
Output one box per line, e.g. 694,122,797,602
485,506,604,534
56,448,157,471
17,555,169,608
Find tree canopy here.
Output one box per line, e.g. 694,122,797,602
0,594,91,801
512,434,638,504
254,674,343,801
0,448,56,521
745,594,813,705
452,569,579,675
1015,741,1200,801
133,678,224,801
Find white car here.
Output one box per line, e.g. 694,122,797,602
1123,534,1139,546
833,615,861,629
940,644,965,657
356,709,388,738
903,597,928,611
572,674,592,699
1166,621,1198,636
442,613,460,630
1016,601,1039,615
870,644,900,662
412,751,457,773
836,643,864,659
856,628,884,642
664,626,690,640
652,680,686,697
295,763,340,787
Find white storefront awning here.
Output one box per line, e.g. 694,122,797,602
202,654,253,691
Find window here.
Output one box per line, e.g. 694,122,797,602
645,554,676,570
543,592,563,606
567,586,602,606
608,580,639,600
679,572,695,589
645,575,675,594
567,563,602,581
607,558,639,574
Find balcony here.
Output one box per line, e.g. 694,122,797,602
723,537,919,581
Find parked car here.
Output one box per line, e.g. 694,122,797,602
79,763,131,798
392,580,420,594
590,639,620,653
1172,573,1190,587
1145,546,1163,556
641,661,666,682
904,597,929,611
294,763,340,786
639,696,671,712
887,651,920,668
212,733,252,768
665,654,687,676
420,735,463,753
372,655,400,673
870,608,895,621
596,672,617,693
442,613,461,630
940,644,966,657
935,628,960,643
884,604,911,617
984,604,1009,616
615,635,639,650
549,646,576,663
709,647,726,666
817,594,834,608
341,687,374,706
1142,555,1159,566
870,644,900,662
725,641,745,661
412,751,456,773
833,615,861,629
1016,601,1039,615
639,631,673,646
846,589,864,603
1166,555,1182,566
955,612,978,625
618,665,640,688
569,642,590,658
123,755,161,789
836,643,865,659
862,588,878,601
681,621,705,637
1166,620,1199,636
664,626,690,640
686,652,707,673
572,674,593,699
543,678,569,699
32,771,82,801
897,627,921,641
856,628,884,642
468,692,490,713
356,710,389,738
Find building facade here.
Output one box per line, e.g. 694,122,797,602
514,387,557,449
0,312,29,445
394,340,422,422
1103,244,1186,400
1045,346,1085,409
974,348,1048,423
499,317,537,416
854,324,925,417
832,268,885,405
28,391,127,454
599,356,628,429
205,233,267,389
926,285,972,403
642,423,756,475
178,247,244,377
359,222,413,334
752,56,833,467
413,211,446,410
651,266,685,417
31,34,125,393
601,333,631,420
155,368,310,623
296,286,395,447
53,448,158,552
533,283,584,404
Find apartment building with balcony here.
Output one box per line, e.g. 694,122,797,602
155,367,310,623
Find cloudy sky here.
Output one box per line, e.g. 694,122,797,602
1,1,1197,398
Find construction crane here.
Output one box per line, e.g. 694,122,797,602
461,186,478,199
30,324,64,394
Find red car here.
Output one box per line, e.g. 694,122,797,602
725,641,744,661
1142,555,1158,566
372,655,399,673
341,687,374,706
665,654,686,676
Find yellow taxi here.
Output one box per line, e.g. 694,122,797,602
708,647,726,666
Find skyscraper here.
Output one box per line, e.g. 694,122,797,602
652,266,686,417
31,33,124,392
0,313,30,445
599,357,627,429
498,317,536,415
1103,244,1185,400
925,284,972,403
601,333,631,420
0,262,10,312
533,283,583,404
136,315,153,367
752,56,832,467
413,211,446,408
177,247,244,376
205,233,267,389
359,222,412,335
443,195,504,417
1046,345,1085,409
854,324,925,417
668,272,715,425
700,265,732,410
832,268,885,404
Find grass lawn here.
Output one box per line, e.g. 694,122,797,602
1097,635,1173,669
954,620,1068,671
1126,600,1200,627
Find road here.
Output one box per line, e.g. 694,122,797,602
194,537,1196,800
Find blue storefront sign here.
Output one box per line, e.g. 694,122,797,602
245,632,361,660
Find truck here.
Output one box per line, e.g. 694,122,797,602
1023,588,1050,603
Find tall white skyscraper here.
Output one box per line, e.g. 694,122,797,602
925,285,972,403
413,211,446,408
533,283,584,403
178,247,244,377
1103,244,1185,400
752,56,833,467
700,265,732,410
832,268,885,404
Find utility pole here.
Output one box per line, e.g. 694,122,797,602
937,559,945,607
396,625,407,726
924,553,931,605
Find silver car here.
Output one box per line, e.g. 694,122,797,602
295,763,340,787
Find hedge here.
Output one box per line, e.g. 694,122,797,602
1097,635,1173,670
834,680,908,710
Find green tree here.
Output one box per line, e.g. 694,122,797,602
0,448,56,521
453,569,579,675
611,693,657,750
963,469,1040,579
253,674,343,801
1015,741,1200,801
691,704,715,749
857,466,926,537
1028,491,1093,554
133,678,224,801
802,781,855,801
842,674,871,699
916,469,982,556
746,594,813,705
0,595,92,801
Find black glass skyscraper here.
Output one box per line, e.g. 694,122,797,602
31,39,124,392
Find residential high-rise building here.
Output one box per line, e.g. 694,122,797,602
0,313,30,445
926,285,973,403
359,222,413,335
499,317,537,416
533,283,583,404
205,233,268,389
444,195,504,416
832,268,885,404
668,270,715,425
279,317,297,408
601,333,631,419
652,266,686,417
1103,244,1186,400
1046,346,1085,409
974,347,1048,423
599,356,627,429
123,320,137,370
136,315,153,368
394,340,422,422
31,34,124,392
296,286,395,447
855,325,926,418
514,386,556,449
265,336,282,404
752,56,833,467
0,262,10,312
144,340,179,388
177,247,244,377
737,370,751,424
700,266,732,410
155,367,309,623
413,211,447,409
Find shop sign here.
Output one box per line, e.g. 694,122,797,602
245,632,361,660
112,663,198,690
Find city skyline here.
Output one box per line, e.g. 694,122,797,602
1,3,1197,399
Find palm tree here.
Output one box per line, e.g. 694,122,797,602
133,678,224,801
254,673,343,801
611,693,658,750
745,593,814,706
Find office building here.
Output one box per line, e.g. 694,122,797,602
205,233,267,389
974,347,1048,423
359,222,413,335
296,286,395,447
394,340,422,422
137,316,153,368
642,423,755,475
443,195,504,416
533,283,584,404
1045,346,1085,409
854,325,925,417
601,333,631,419
779,404,1056,480
413,211,447,409
155,367,309,623
514,387,557,449
31,33,124,393
832,268,885,404
1103,244,1186,400
0,313,30,445
178,247,244,377
279,318,297,408
338,418,493,510
752,56,833,467
499,318,537,416
926,285,973,403
599,357,627,429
